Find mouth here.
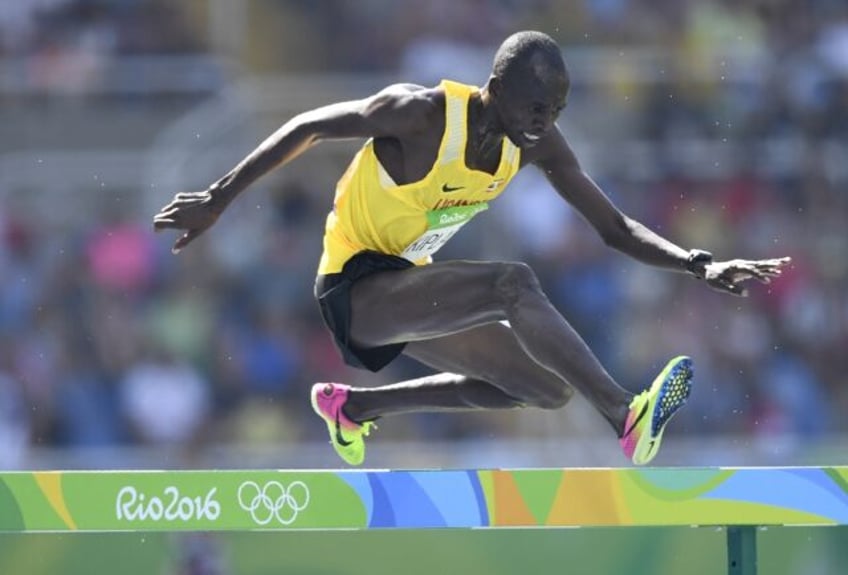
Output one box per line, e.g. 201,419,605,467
516,130,544,147
505,128,545,148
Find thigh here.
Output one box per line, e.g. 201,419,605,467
348,259,521,347
403,321,573,405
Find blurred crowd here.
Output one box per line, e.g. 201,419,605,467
0,0,847,469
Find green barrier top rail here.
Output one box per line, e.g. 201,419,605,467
1,467,847,533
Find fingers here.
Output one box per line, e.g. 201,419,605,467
172,229,202,254
740,265,771,284
152,193,209,232
714,277,748,297
755,256,791,270
151,191,217,254
730,256,792,284
758,262,790,278
711,255,793,296
152,211,179,231
154,192,209,217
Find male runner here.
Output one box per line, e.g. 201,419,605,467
154,31,790,466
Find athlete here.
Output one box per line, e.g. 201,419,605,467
153,31,790,467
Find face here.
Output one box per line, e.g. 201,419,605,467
492,64,570,148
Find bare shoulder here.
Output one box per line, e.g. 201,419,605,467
365,83,444,133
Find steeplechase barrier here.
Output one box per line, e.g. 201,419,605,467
2,466,847,575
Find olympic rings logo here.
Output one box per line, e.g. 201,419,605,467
237,480,310,526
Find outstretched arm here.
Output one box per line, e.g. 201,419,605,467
527,128,790,296
153,84,433,253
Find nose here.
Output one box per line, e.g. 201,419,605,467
532,115,552,134
531,114,547,132
539,107,559,128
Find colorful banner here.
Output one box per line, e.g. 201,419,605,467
0,467,847,532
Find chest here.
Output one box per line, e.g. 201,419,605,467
373,122,503,186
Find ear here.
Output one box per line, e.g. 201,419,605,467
487,75,501,98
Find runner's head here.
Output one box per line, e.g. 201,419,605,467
488,31,570,148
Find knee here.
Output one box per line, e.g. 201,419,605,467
493,262,542,308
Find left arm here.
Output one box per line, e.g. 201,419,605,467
526,127,790,295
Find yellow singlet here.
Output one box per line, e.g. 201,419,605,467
317,80,522,275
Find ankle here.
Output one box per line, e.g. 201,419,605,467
341,391,379,424
613,396,634,438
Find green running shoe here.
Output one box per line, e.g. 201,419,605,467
310,382,375,466
619,356,693,465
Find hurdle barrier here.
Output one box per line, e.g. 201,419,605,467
2,466,847,575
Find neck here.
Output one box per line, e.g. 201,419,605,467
469,89,503,157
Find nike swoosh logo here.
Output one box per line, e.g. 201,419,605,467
441,184,464,192
334,411,353,447
622,401,649,439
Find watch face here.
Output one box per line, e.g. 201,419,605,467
686,250,712,277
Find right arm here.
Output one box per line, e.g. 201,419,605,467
153,84,433,252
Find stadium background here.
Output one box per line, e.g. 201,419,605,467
0,1,847,572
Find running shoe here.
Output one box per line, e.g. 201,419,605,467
310,383,375,466
619,356,693,466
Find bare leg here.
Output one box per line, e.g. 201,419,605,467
343,260,633,434
345,371,527,416
343,321,575,419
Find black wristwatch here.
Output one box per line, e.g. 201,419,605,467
685,249,713,279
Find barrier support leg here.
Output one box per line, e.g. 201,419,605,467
726,526,757,575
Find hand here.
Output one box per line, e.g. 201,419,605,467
153,190,223,254
702,256,791,296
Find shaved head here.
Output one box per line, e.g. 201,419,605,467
492,31,568,86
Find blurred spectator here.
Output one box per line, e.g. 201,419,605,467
0,348,29,469
118,345,211,445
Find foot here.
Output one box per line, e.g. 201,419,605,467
310,383,376,466
619,356,693,466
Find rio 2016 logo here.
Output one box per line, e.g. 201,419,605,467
115,486,221,522
237,480,310,526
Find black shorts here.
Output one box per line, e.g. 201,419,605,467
315,250,415,372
